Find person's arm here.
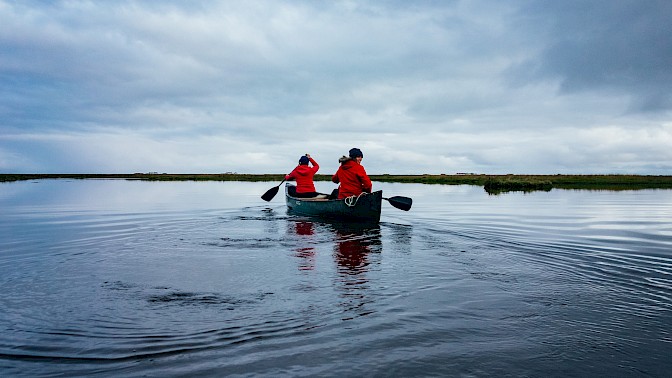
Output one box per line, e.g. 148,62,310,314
285,168,297,181
309,157,319,173
332,170,340,184
358,166,372,193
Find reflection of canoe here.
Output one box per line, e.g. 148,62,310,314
285,183,382,222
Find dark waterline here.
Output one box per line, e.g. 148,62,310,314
1,180,671,377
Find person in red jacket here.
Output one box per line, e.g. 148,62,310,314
331,148,372,199
285,154,321,198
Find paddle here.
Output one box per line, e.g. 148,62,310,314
261,178,286,202
383,196,413,211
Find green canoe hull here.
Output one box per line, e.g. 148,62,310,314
285,183,382,222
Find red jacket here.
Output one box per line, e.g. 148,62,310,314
285,157,319,193
331,159,372,199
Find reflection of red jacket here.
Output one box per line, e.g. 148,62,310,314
285,158,319,193
332,159,372,199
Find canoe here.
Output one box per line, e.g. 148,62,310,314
285,183,382,222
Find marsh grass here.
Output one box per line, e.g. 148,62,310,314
371,174,672,192
483,177,552,194
2,173,672,193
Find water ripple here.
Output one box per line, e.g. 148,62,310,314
2,182,672,377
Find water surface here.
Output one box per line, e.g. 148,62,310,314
1,180,671,377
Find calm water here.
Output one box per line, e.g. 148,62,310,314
1,180,671,377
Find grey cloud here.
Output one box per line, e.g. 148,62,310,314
516,0,672,113
1,0,670,174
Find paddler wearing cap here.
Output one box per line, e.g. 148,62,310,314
285,154,321,198
331,148,373,200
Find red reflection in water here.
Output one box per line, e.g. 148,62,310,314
295,221,314,236
332,223,381,319
292,221,316,270
334,233,371,272
288,219,382,319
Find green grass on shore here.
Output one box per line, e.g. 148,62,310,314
2,173,672,192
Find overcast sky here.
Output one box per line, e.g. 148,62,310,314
1,0,671,175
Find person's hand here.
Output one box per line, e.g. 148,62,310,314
305,154,311,159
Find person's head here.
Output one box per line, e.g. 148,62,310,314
349,148,363,158
298,155,310,165
349,148,363,163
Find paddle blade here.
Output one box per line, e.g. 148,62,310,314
385,196,412,211
261,186,280,202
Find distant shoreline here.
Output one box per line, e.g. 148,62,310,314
3,173,672,193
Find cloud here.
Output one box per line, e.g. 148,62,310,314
514,0,672,113
0,0,670,174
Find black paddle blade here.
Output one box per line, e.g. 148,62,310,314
261,186,280,202
385,196,412,211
